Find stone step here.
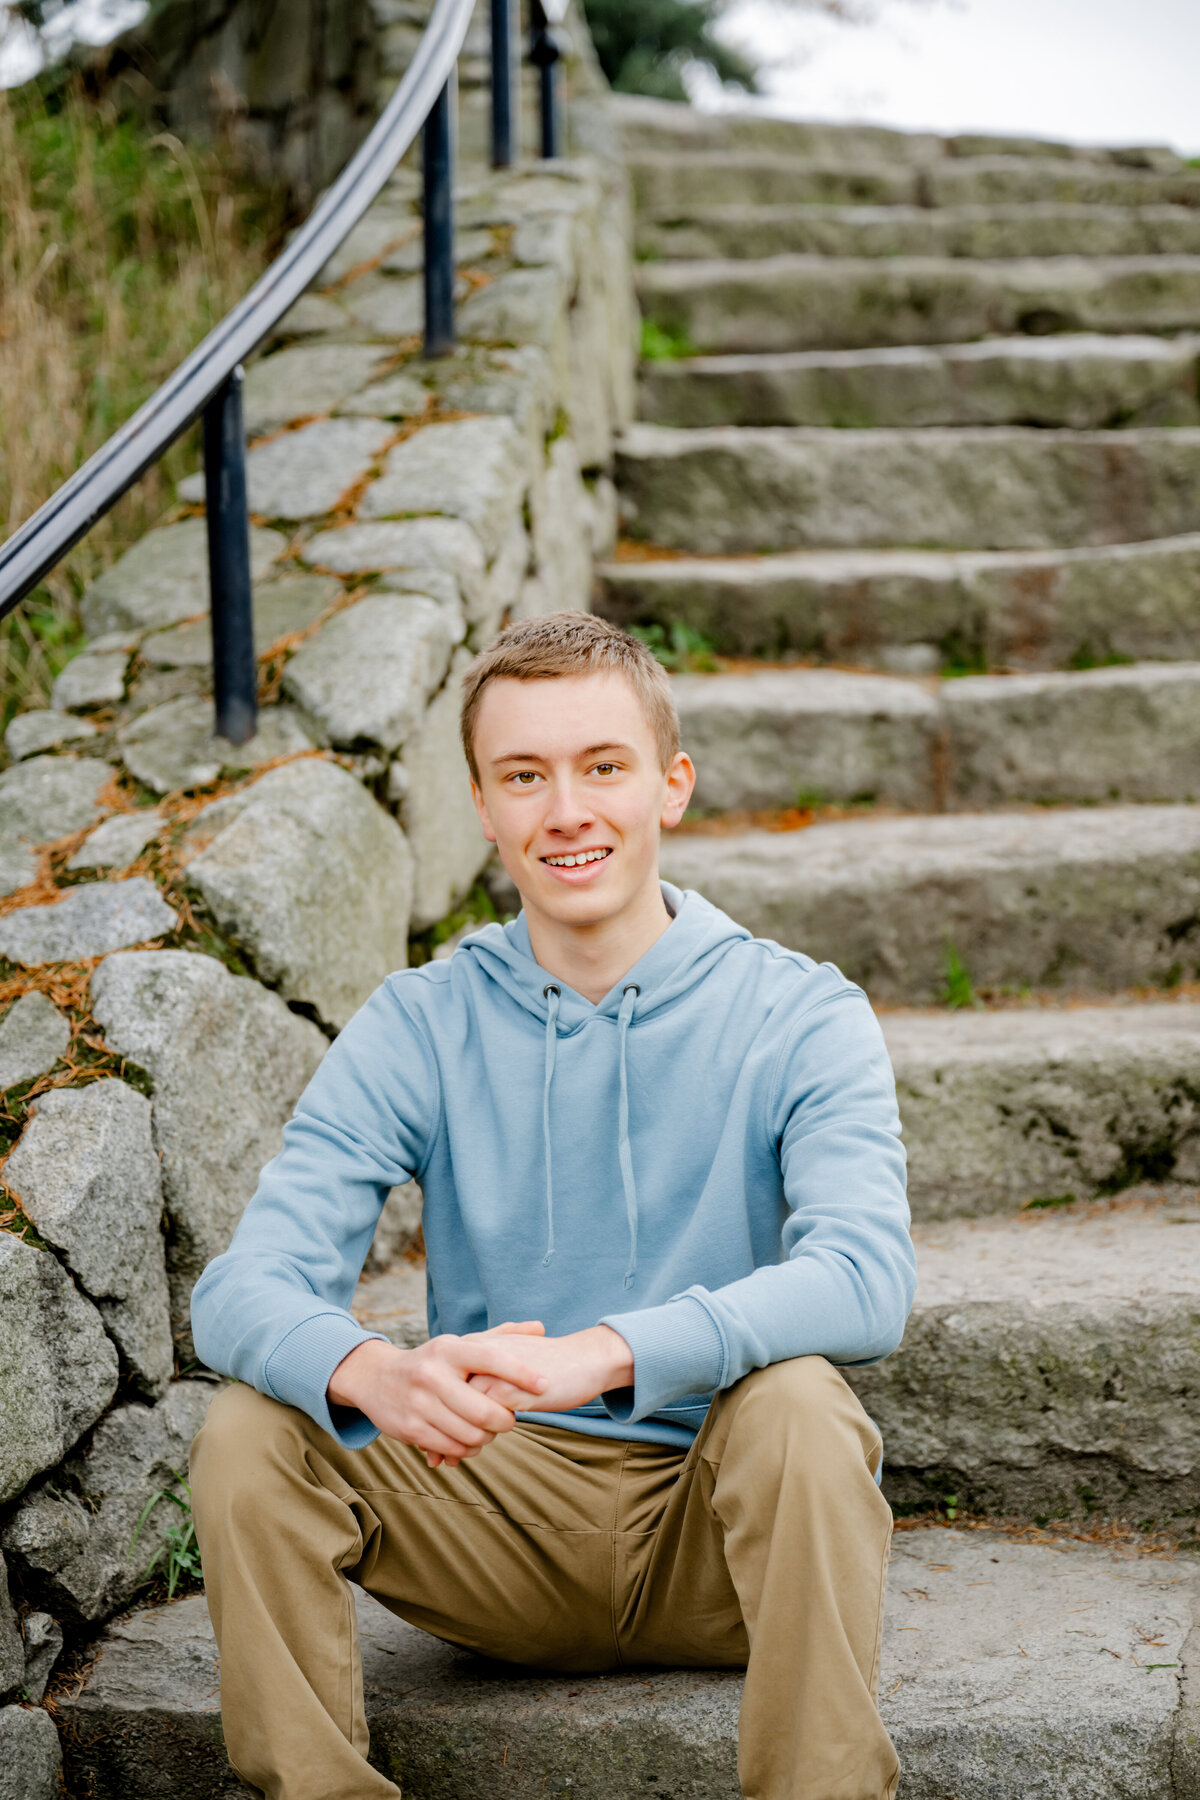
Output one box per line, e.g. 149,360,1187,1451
615,425,1200,555
637,201,1200,264
596,535,1200,669
658,803,1200,1004
674,662,1200,812
637,254,1200,355
639,335,1200,430
882,1002,1200,1221
614,94,1182,173
57,1525,1200,1800
630,151,1200,217
853,1196,1200,1521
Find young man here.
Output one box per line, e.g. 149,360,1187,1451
190,612,915,1800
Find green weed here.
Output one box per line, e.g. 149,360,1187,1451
132,1471,203,1599
940,941,980,1011
631,620,719,672
640,317,696,361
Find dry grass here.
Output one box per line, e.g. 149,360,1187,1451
0,81,289,721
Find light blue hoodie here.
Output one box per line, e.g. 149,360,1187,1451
191,881,915,1451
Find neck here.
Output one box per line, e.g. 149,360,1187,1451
523,875,673,1005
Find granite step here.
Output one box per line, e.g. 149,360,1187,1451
614,94,1182,172
630,152,1200,217
56,1525,1200,1800
853,1196,1200,1522
596,535,1200,669
637,202,1200,264
615,425,1200,556
659,803,1200,1004
883,1002,1200,1221
674,662,1200,813
639,335,1200,431
637,254,1200,356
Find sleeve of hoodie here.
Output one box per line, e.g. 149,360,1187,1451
190,981,439,1449
599,983,916,1426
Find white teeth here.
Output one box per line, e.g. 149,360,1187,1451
544,848,609,867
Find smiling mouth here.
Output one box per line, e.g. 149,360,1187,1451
540,847,613,868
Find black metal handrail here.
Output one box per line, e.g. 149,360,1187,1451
0,0,568,744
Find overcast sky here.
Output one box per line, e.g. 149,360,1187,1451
706,0,1200,158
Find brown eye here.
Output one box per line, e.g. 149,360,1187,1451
594,763,615,775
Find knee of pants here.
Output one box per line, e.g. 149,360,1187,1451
710,1355,881,1478
190,1381,312,1526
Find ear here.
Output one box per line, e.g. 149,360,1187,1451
660,752,695,831
470,777,498,844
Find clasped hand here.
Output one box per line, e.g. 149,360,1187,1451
327,1321,634,1470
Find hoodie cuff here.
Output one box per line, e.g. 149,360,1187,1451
598,1293,726,1424
263,1311,389,1449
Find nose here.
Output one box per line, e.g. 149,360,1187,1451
543,771,596,838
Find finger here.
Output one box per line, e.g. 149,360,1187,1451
422,1395,499,1455
470,1378,546,1411
450,1340,550,1392
492,1320,546,1337
427,1372,518,1438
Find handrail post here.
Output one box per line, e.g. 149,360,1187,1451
529,0,562,160
203,366,257,748
423,75,456,357
490,0,514,168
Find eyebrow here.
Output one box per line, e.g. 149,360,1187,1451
490,742,636,767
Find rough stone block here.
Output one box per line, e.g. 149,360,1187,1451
636,253,1200,356
2,1383,214,1624
639,335,1200,431
597,535,1200,670
283,592,454,753
397,654,490,931
182,759,413,1032
0,1235,118,1505
177,417,393,521
884,1002,1200,1220
660,804,1200,1003
635,200,1200,264
943,662,1200,804
343,275,425,338
361,416,532,562
361,1180,424,1277
4,710,98,762
20,1615,62,1706
80,519,286,637
89,950,326,1340
51,649,128,712
615,424,1200,556
302,517,486,618
458,265,570,359
56,1531,1200,1800
117,696,315,795
66,810,164,873
530,436,592,616
630,149,919,213
924,155,1200,207
0,757,112,861
0,880,176,968
850,1200,1200,1519
336,368,429,419
0,1556,22,1703
5,1081,172,1398
0,993,70,1093
243,343,387,436
0,1703,62,1800
140,576,340,670
675,669,939,813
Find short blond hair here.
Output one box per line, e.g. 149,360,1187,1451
460,612,680,784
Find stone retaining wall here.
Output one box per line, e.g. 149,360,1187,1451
0,15,634,1755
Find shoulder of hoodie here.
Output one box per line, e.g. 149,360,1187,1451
375,913,871,1029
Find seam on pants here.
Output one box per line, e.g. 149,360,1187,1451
338,1485,607,1535
609,1443,634,1670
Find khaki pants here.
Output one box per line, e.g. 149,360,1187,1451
190,1355,899,1800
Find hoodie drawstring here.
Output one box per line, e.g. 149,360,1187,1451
616,983,640,1287
541,984,560,1267
539,981,641,1286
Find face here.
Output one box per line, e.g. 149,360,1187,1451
469,671,695,931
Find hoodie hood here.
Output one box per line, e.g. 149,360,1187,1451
461,882,753,1289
